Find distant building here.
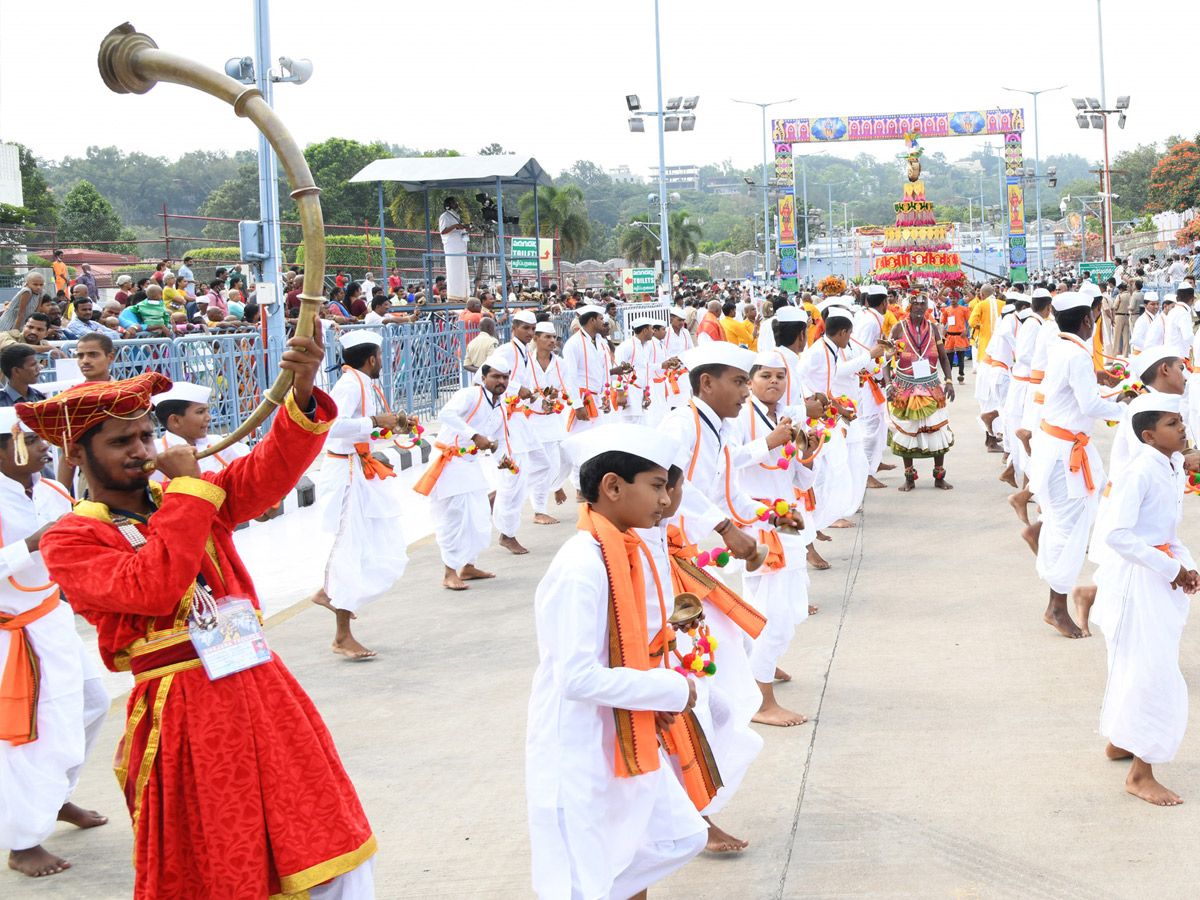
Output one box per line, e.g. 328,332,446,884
703,177,744,196
649,164,700,192
607,165,643,185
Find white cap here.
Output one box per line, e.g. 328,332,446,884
339,330,382,350
753,350,786,369
1001,302,1016,314
1144,291,1159,302
0,407,32,435
1162,292,1178,305
513,310,537,325
534,322,556,335
774,305,807,323
562,422,678,471
152,382,212,407
577,304,606,318
1177,281,1195,293
1131,345,1182,380
817,297,852,315
1016,308,1033,320
1051,291,1091,312
1032,287,1052,299
668,307,686,319
481,350,513,374
680,343,757,374
1127,391,1182,416
1004,290,1022,301
867,284,888,296
1079,281,1102,298
628,313,659,330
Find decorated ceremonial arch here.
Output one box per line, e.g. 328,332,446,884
770,109,1028,290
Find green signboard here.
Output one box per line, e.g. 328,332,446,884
511,237,539,271
620,267,656,294
1079,261,1116,281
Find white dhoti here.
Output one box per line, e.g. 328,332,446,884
838,420,868,519
309,856,376,900
1033,458,1100,593
812,429,851,531
430,489,492,570
861,411,887,475
316,452,409,613
445,254,469,302
1005,380,1031,479
1092,562,1189,764
493,446,549,536
530,441,571,514
0,619,109,852
742,534,809,684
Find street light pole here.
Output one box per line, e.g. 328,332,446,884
734,97,795,287
1096,0,1113,261
253,0,285,371
1003,85,1066,277
653,0,670,297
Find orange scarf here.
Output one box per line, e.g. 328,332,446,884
666,525,766,638
698,312,725,343
577,504,662,778
0,590,61,745
353,443,395,480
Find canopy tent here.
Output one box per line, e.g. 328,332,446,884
348,155,554,305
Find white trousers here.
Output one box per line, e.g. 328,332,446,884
1035,459,1098,594
430,490,493,570
310,856,376,900
0,675,109,851
743,565,808,684
861,412,887,475
530,442,571,514
493,448,547,537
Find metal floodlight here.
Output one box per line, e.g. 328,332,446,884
670,192,681,203
1090,114,1104,129
681,115,696,131
275,56,313,84
626,94,641,112
1119,113,1127,130
224,56,255,83
628,117,645,133
1049,176,1057,188
664,115,680,132
1087,97,1101,109
744,176,755,185
648,193,658,204
1024,167,1035,177
1115,95,1130,109
682,96,700,110
1047,165,1057,176
1072,97,1088,110
665,96,682,111
1076,113,1090,129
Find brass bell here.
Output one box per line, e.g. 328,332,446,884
668,592,704,627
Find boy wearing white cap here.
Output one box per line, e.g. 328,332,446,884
311,331,411,658
527,423,706,899
150,382,252,480
415,351,511,590
615,314,665,426
1006,289,1054,524
1025,291,1132,638
527,321,572,524
561,306,623,491
1129,292,1159,353
1090,392,1199,806
0,408,110,877
854,287,891,486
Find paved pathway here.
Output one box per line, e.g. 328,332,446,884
10,375,1200,899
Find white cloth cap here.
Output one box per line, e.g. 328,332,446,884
562,423,678,471
0,407,33,434
1131,345,1182,380
1177,281,1195,293
1051,291,1091,312
1127,391,1182,416
817,297,852,315
1079,281,1102,297
1001,302,1015,314
1032,287,1052,299
1016,308,1033,320
629,313,659,330
1004,290,1022,301
680,343,757,373
482,350,513,374
534,322,556,335
513,310,537,325
774,305,807,323
753,350,786,369
339,330,382,350
669,307,686,319
1144,291,1159,302
1163,293,1178,305
152,382,212,407
868,284,888,296
577,304,606,318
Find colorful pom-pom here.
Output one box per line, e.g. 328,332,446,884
774,499,790,516
696,550,711,567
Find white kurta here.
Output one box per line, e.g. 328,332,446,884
427,385,507,570
853,308,889,474
316,368,410,611
438,209,470,301
528,352,572,515
1006,312,1047,480
660,325,694,410
797,337,853,530
614,335,664,426
0,474,109,851
526,532,706,900
1091,444,1194,764
1028,332,1123,593
1130,312,1158,353
481,339,547,538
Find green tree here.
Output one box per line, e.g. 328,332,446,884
668,209,702,265
387,148,466,229
517,185,591,260
197,163,296,244
618,216,660,265
302,138,393,227
1110,143,1162,216
478,143,509,156
10,144,57,225
1147,139,1200,213
58,180,136,252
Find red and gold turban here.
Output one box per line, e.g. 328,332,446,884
16,372,172,448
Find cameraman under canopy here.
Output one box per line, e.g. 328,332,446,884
439,196,471,301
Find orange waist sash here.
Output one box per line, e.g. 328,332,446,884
1040,421,1094,492
0,590,61,745
412,441,458,496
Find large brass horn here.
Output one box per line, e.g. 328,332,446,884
98,23,324,466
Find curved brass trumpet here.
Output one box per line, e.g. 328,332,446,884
98,23,324,472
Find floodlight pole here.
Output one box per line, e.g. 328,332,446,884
253,0,285,372
653,0,670,298
1096,0,1113,261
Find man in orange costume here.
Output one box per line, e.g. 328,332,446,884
19,331,377,900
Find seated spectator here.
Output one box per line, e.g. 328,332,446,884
285,275,305,316
457,297,483,339
126,277,151,307
114,274,133,307
0,344,47,406
64,297,123,339
227,273,247,318
0,312,61,356
243,303,261,326
129,284,173,337
162,272,187,313
343,281,368,319
463,316,498,372
364,296,416,325
205,278,229,316
74,333,116,382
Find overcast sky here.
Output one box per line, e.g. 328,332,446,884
2,0,1197,182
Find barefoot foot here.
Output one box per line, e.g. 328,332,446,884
898,478,915,492
533,513,560,525
1106,742,1134,760
935,479,953,490
1020,523,1041,556
704,820,749,853
808,605,819,615
1071,586,1097,637
829,517,857,529
876,462,896,471
806,546,831,570
308,588,356,619
999,464,1017,488
866,475,886,489
443,573,469,590
460,564,495,581
753,703,808,726
816,531,832,542
773,667,792,682
57,802,107,829
9,846,70,877
1127,770,1183,806
1008,492,1031,526
1044,606,1084,639
332,636,377,660
499,535,529,555
554,488,567,506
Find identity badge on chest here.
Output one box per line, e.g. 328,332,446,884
187,586,271,680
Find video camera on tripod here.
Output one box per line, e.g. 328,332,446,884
475,193,520,229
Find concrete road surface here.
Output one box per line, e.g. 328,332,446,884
9,375,1200,899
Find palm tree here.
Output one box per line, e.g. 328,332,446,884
517,185,591,260
618,216,660,266
668,209,702,266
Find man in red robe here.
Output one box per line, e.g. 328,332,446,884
18,332,377,900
